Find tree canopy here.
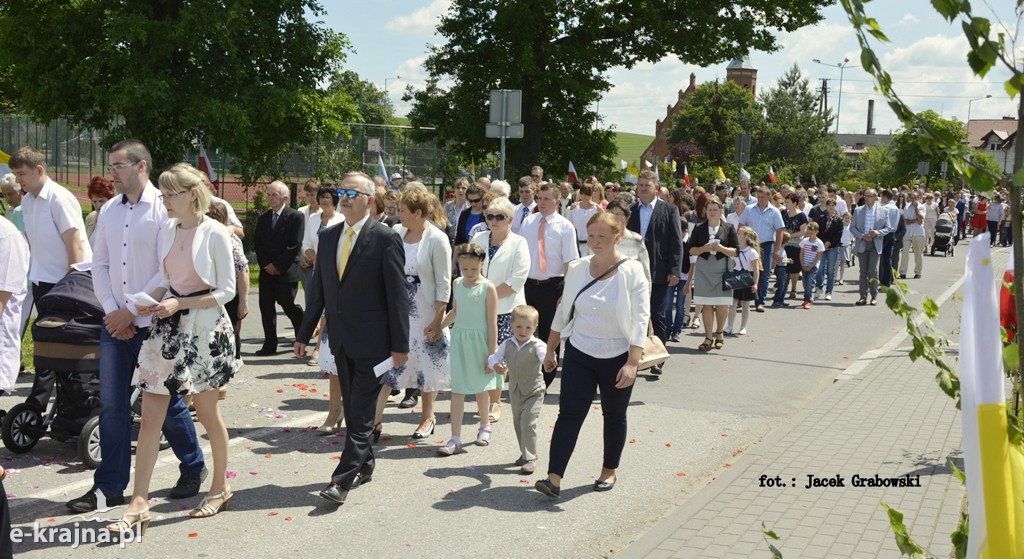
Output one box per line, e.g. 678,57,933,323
407,0,829,179
668,66,847,183
0,0,352,176
890,110,967,183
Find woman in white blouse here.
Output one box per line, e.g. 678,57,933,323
376,188,453,438
302,186,346,432
472,197,530,423
535,212,649,498
109,163,239,533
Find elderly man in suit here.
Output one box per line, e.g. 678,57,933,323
850,188,892,306
294,172,409,506
254,181,305,356
627,171,682,374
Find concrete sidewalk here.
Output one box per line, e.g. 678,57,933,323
617,282,975,558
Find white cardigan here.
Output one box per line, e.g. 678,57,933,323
393,222,452,304
151,217,236,306
550,256,649,348
472,230,530,315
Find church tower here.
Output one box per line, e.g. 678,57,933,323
726,55,757,96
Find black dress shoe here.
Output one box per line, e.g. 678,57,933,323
253,347,278,356
319,482,348,505
168,467,208,499
352,470,373,489
66,488,126,513
649,364,663,375
535,479,560,498
398,389,420,409
594,478,616,492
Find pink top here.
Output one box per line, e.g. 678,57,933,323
163,226,211,295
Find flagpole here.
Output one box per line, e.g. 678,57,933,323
1012,92,1024,414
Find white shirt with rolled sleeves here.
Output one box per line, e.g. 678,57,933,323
520,212,579,280
91,183,167,329
21,177,92,284
0,216,29,393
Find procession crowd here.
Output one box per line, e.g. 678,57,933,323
0,140,1004,544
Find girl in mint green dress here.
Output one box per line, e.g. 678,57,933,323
438,244,498,456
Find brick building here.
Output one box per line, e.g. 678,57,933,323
640,56,758,166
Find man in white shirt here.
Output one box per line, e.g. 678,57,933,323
899,191,926,279
511,177,537,234
9,146,92,411
520,183,579,387
66,139,206,513
0,214,28,395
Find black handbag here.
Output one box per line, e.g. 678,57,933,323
722,250,755,291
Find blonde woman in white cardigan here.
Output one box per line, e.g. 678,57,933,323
374,188,453,439
472,196,530,422
535,212,649,499
108,164,239,534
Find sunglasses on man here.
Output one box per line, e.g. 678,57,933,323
337,189,370,199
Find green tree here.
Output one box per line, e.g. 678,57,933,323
889,110,967,184
858,143,899,187
407,0,829,178
0,0,352,176
755,64,846,182
669,81,763,166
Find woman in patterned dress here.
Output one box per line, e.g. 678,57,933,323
376,188,452,438
107,163,239,534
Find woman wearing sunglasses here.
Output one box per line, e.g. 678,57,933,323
472,197,531,424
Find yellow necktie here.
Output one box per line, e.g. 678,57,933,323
337,227,355,280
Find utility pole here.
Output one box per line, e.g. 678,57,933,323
819,79,830,116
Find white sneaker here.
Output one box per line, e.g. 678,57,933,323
837,279,844,285
724,326,733,335
825,293,832,301
737,327,747,335
814,288,823,300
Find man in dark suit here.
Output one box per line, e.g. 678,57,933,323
294,172,409,506
627,171,682,374
254,180,305,356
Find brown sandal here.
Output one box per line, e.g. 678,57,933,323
714,333,724,350
698,338,714,352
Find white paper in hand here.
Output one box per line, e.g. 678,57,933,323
126,292,160,308
373,357,394,378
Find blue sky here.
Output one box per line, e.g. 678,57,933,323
319,0,1018,136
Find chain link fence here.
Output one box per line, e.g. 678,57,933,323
0,114,445,209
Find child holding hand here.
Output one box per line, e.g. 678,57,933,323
438,243,499,456
488,305,546,474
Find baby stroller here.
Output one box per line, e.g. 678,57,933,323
931,213,955,257
0,270,160,468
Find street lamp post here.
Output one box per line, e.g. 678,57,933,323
966,94,992,126
813,58,858,134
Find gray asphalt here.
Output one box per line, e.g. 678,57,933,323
0,242,976,558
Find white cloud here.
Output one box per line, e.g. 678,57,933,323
898,13,920,26
384,0,450,35
779,23,855,69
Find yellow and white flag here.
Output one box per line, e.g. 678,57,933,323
960,233,1024,558
0,149,10,176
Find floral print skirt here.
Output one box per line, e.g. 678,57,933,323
136,305,240,395
386,280,451,392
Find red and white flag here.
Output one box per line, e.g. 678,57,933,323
683,165,690,187
567,161,578,183
768,165,778,185
198,143,218,187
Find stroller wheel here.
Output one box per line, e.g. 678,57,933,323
78,415,102,469
2,403,44,453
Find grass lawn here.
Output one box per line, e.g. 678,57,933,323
614,131,654,165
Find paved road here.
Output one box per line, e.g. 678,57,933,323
0,244,975,557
